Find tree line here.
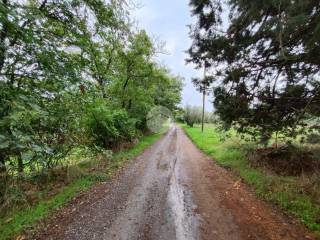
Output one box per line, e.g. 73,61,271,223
0,0,182,178
183,105,218,127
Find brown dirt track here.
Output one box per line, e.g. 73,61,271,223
33,125,316,240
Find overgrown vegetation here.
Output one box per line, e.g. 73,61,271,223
0,131,164,240
0,0,181,238
183,124,320,236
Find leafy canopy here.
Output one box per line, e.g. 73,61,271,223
0,0,182,177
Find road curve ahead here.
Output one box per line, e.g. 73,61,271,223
38,125,315,240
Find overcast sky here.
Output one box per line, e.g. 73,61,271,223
132,0,213,111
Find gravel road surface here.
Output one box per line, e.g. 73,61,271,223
36,125,316,240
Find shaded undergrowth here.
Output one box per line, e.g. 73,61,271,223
0,132,164,240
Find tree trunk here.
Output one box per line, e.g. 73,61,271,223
0,155,6,176
127,99,132,110
0,155,7,202
18,155,24,176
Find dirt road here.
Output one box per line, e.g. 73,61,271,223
36,125,315,240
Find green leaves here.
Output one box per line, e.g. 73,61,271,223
0,0,182,176
189,0,320,141
0,134,10,149
82,100,137,148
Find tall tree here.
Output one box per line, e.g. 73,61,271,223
188,0,320,141
0,0,183,177
0,0,127,173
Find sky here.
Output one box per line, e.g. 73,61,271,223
132,0,213,111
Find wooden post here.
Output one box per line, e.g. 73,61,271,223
201,66,206,133
201,89,205,133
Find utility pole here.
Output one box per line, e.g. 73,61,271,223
201,65,206,133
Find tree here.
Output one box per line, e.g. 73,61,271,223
184,105,201,127
0,0,128,174
188,0,320,142
109,31,183,130
0,0,183,179
153,68,183,112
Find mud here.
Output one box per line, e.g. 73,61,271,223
34,125,316,240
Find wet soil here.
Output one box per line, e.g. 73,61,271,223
33,125,316,240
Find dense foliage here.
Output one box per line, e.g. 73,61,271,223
0,0,182,180
188,0,320,142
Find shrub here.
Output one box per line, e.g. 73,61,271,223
250,145,320,176
112,110,137,142
307,133,320,144
83,102,137,148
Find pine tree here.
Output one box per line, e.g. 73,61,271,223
188,0,320,141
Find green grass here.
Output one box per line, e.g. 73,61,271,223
182,124,320,236
0,131,164,240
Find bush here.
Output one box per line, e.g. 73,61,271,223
307,133,320,144
112,110,137,142
250,145,320,176
83,102,137,148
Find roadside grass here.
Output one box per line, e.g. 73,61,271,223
0,131,164,240
182,124,320,236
